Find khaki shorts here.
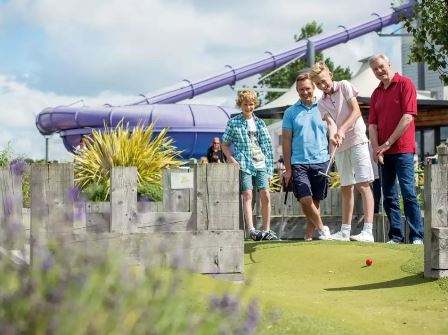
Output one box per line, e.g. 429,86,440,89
335,142,374,187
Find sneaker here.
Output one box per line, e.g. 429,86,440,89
318,226,331,240
350,230,374,243
412,238,423,245
262,230,279,241
330,230,350,241
386,239,399,244
304,236,313,242
249,229,263,241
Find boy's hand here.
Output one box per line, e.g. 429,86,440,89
229,157,240,169
334,130,345,145
329,136,338,147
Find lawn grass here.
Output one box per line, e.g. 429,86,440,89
194,241,448,334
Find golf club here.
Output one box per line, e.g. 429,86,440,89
279,174,293,239
317,148,337,179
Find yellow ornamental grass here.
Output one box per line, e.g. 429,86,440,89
74,122,182,200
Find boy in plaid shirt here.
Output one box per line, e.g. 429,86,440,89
221,90,278,241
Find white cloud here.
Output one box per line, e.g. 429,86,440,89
0,0,407,160
0,0,401,95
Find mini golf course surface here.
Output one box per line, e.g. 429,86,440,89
199,241,448,334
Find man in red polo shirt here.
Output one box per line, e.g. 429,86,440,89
368,54,423,244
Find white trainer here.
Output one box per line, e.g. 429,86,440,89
412,238,423,245
330,230,350,241
350,230,374,243
318,225,331,240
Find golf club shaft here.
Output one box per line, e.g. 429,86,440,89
325,149,337,175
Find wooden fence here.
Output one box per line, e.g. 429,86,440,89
254,187,388,242
424,143,448,278
1,163,244,279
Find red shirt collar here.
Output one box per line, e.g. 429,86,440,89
378,72,400,88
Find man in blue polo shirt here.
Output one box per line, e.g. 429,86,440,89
282,73,331,241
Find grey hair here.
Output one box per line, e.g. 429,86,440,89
369,54,390,66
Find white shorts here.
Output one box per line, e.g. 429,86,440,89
335,142,374,187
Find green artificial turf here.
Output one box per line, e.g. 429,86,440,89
195,241,448,334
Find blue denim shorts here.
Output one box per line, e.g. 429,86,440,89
292,162,329,200
240,170,269,192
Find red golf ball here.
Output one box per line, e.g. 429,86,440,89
365,258,373,266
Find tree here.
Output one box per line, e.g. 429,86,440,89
259,21,352,103
402,0,448,84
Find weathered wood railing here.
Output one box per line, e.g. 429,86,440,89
1,163,244,278
424,143,448,278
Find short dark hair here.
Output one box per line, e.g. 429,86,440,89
296,72,312,83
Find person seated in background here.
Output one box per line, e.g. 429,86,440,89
199,156,209,165
207,137,227,163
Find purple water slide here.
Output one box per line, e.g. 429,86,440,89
36,104,237,158
36,1,414,158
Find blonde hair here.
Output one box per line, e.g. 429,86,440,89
309,61,331,82
236,89,258,108
369,54,390,66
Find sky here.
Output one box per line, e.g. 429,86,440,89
0,0,406,161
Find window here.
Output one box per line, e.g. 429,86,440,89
441,126,448,142
415,130,422,158
423,129,435,156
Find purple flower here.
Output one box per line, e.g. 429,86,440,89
42,254,54,271
237,299,260,335
67,186,82,202
9,159,26,176
2,197,13,217
209,294,240,316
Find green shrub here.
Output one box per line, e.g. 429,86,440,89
74,123,181,201
138,182,163,202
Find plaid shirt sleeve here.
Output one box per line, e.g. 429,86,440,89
222,120,234,144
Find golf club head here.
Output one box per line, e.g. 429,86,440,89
317,171,331,179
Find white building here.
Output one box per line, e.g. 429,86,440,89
401,35,448,100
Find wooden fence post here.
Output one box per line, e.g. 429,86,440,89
110,166,138,233
195,164,240,230
30,163,75,266
424,143,448,278
0,166,24,251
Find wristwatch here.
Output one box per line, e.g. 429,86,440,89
384,140,391,146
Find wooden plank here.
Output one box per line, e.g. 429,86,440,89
424,160,448,277
331,188,341,216
195,164,207,230
86,201,110,214
30,163,76,265
206,164,240,230
320,189,332,216
110,166,138,234
137,201,163,212
163,169,191,212
373,213,388,243
86,213,110,233
431,227,448,270
68,230,244,275
136,212,194,232
0,167,24,250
